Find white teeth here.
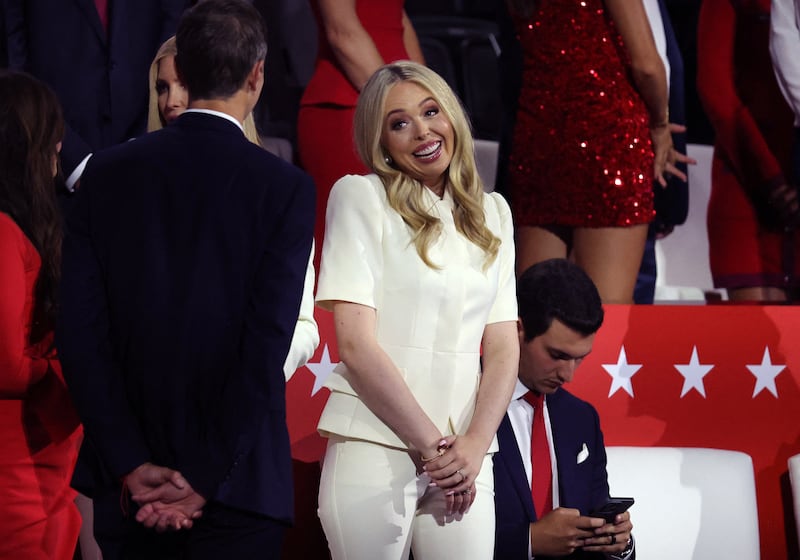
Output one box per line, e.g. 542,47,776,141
414,141,440,157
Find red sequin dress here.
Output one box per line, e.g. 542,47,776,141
508,0,655,228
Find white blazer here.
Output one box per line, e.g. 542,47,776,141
315,174,517,451
283,243,319,380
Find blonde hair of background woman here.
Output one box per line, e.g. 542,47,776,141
146,36,261,145
354,60,500,269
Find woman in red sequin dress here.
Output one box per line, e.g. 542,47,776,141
0,71,82,559
297,0,425,259
506,0,687,302
697,0,799,301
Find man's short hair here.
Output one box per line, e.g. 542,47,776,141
518,259,604,341
175,0,267,100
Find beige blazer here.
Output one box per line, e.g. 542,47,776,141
315,174,516,451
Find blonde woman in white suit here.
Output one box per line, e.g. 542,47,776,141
315,61,519,560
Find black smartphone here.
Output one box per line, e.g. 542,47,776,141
588,497,635,523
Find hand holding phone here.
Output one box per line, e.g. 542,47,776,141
588,497,634,523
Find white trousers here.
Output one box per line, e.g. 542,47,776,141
318,437,496,560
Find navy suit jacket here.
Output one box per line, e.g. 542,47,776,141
3,0,186,175
57,112,315,523
494,388,611,559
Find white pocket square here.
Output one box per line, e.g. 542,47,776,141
576,443,589,464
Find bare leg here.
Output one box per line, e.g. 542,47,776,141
572,225,649,304
515,225,569,277
727,286,788,302
75,493,103,560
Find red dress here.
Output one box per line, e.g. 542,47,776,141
507,0,655,228
0,212,82,559
697,0,800,291
297,0,412,255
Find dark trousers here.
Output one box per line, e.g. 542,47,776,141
634,223,658,304
93,490,286,560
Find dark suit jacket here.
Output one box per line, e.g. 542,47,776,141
494,388,611,560
57,112,315,523
3,0,186,175
0,7,7,68
653,0,690,232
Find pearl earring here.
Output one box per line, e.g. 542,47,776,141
384,155,393,165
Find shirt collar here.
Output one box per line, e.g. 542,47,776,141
421,183,453,208
183,108,245,133
512,380,531,401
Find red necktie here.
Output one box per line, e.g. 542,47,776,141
524,391,553,519
94,0,109,31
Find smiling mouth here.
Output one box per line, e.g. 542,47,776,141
413,141,442,161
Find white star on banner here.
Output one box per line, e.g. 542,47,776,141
747,347,785,398
674,346,714,398
305,344,338,396
602,346,642,398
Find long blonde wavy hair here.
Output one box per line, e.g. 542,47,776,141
146,36,261,144
354,61,500,270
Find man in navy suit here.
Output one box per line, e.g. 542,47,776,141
494,259,635,559
2,0,187,189
57,1,315,558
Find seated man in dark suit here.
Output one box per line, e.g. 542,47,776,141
57,1,315,558
494,259,635,559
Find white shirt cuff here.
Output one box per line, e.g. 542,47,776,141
65,154,92,191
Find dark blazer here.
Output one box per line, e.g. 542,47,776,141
57,112,315,523
0,6,7,68
653,0,690,232
2,0,186,175
494,388,611,560
634,1,690,304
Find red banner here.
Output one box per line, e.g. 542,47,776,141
288,305,800,558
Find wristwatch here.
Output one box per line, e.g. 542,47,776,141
610,535,634,560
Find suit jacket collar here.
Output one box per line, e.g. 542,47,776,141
172,111,248,139
75,0,107,45
547,389,588,508
497,412,538,521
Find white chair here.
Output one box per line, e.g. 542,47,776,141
654,143,727,302
259,135,293,163
788,454,800,546
605,446,760,560
474,138,499,193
